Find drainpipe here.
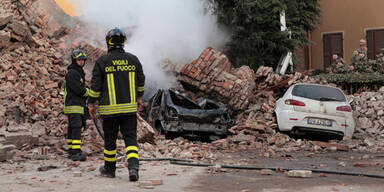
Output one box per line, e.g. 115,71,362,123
308,32,313,69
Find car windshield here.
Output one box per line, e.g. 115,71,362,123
292,84,346,102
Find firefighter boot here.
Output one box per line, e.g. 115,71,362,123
99,165,115,178
68,149,75,159
70,150,87,161
129,169,139,182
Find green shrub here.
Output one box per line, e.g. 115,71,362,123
211,0,320,71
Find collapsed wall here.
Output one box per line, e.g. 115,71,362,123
178,47,256,111
0,0,154,159
0,0,69,134
178,47,328,112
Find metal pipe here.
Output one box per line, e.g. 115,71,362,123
170,161,384,179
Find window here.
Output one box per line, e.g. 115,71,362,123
366,29,384,60
323,33,343,70
292,84,346,102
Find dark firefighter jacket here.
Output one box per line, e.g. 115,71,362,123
64,63,89,114
88,48,145,117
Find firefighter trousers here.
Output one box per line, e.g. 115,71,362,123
67,114,85,153
102,115,139,172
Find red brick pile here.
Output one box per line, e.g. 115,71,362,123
349,88,384,141
1,0,383,163
0,0,106,135
0,0,70,135
178,47,256,111
177,48,326,135
0,0,157,162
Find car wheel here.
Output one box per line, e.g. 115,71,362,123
335,135,344,141
155,120,177,140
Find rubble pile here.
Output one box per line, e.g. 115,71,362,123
175,47,384,156
230,66,328,135
349,87,384,140
0,0,106,138
139,136,217,160
178,47,256,111
0,0,157,162
178,48,328,112
0,0,71,138
1,0,383,164
177,48,324,134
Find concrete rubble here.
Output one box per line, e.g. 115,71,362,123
0,0,383,164
287,170,312,178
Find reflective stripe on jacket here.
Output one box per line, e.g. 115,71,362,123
88,48,145,117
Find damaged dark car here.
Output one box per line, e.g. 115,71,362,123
147,89,232,140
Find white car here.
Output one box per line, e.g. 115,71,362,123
275,83,355,140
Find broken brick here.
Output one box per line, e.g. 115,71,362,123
313,141,349,152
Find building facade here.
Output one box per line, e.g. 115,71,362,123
299,0,384,70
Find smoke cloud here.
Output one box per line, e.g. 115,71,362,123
70,0,229,95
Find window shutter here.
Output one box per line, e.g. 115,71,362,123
323,33,343,70
367,29,384,60
374,30,384,58
366,30,374,59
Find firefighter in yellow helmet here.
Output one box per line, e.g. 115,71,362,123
64,49,89,161
88,28,145,181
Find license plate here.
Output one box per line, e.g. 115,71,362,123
307,118,332,127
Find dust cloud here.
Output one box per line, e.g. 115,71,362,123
70,0,229,94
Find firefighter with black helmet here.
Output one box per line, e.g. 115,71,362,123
88,27,145,181
64,49,89,161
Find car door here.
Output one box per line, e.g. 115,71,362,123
148,90,163,122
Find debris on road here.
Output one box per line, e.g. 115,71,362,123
313,141,349,152
0,144,16,161
150,179,164,186
260,169,274,175
287,170,312,178
37,165,58,172
73,171,82,177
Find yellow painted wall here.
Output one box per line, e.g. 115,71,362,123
311,0,384,69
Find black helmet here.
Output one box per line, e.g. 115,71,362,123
71,49,87,61
106,28,127,48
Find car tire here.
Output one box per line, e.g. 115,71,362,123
335,135,344,141
155,120,177,140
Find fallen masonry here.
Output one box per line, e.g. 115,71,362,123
0,0,383,166
287,170,312,178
